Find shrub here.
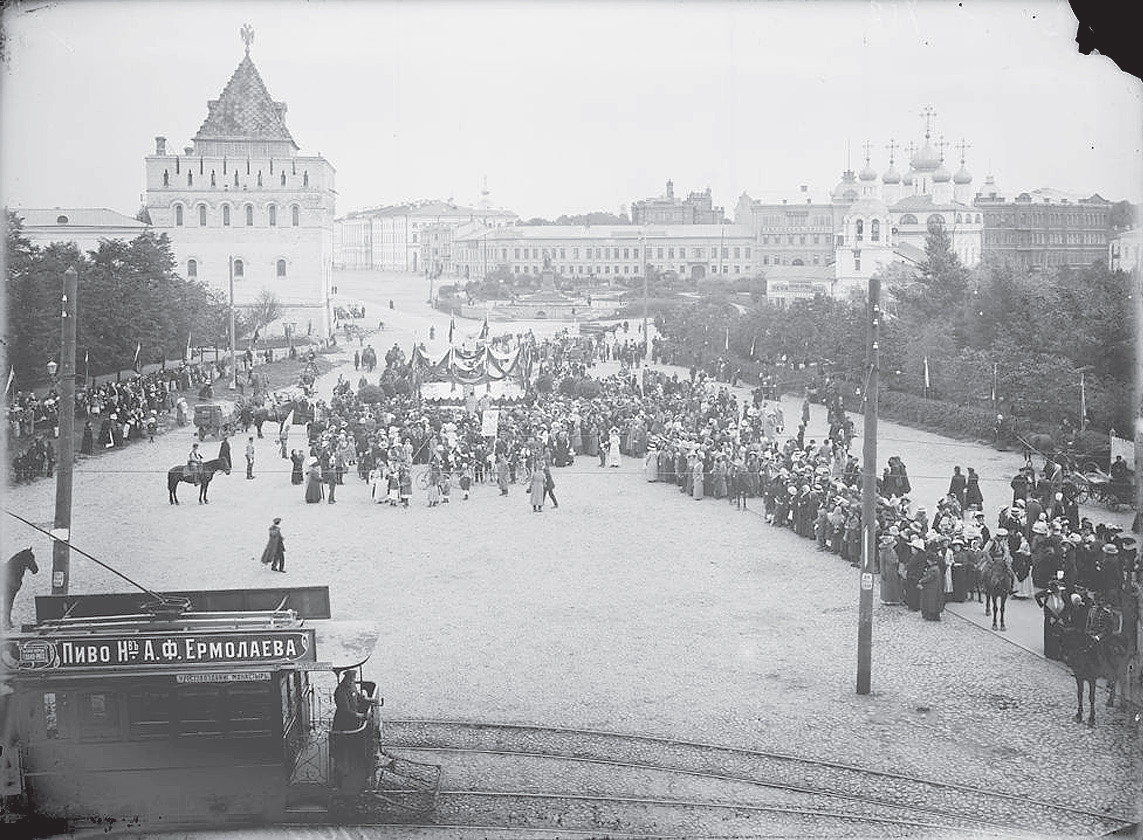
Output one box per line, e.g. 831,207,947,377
535,374,554,394
357,384,386,404
558,376,579,396
576,378,602,399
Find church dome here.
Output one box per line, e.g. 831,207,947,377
911,142,941,172
859,163,878,182
932,162,951,183
882,164,901,185
902,169,914,186
831,169,859,202
953,165,973,185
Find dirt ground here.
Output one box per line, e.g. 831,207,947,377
2,270,1138,829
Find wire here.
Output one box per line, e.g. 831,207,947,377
3,509,162,600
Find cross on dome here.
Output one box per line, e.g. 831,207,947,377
241,24,254,56
885,138,898,165
920,105,937,140
955,138,972,166
935,135,948,162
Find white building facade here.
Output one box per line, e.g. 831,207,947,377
143,41,335,336
12,208,149,253
1109,227,1142,273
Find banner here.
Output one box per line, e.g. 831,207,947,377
1111,434,1134,471
481,409,500,437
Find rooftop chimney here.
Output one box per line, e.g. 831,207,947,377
155,136,167,156
800,185,808,193
184,146,193,156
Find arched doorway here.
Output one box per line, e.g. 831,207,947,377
791,258,805,266
690,264,706,281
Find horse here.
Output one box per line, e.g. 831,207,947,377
4,548,38,629
1020,433,1056,465
167,457,231,504
981,554,1015,630
1060,624,1126,727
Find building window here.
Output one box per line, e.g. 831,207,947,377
281,172,287,186
198,205,207,227
276,259,286,277
733,247,740,259
856,219,864,240
854,258,861,271
722,265,729,274
667,248,674,259
813,234,820,244
744,247,751,258
292,205,300,226
560,248,566,259
763,255,770,265
514,248,520,259
162,170,169,187
233,259,244,278
268,205,277,226
175,205,184,226
245,205,254,226
900,214,918,225
799,236,806,245
722,247,729,258
187,259,197,278
657,247,664,259
188,172,193,186
871,219,880,242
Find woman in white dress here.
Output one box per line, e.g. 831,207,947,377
607,427,622,468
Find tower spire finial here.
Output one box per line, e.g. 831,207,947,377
241,24,254,57
920,105,937,141
862,139,872,165
955,138,972,166
936,135,948,162
885,138,898,165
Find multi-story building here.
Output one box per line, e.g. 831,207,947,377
1109,226,1142,273
11,208,149,252
975,184,1112,270
143,33,336,335
733,186,839,270
334,200,518,272
631,180,726,225
452,223,755,283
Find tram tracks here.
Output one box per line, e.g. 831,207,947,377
376,718,1135,837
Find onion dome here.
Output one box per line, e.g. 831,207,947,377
911,142,941,172
932,161,951,183
831,169,859,202
953,164,973,185
882,164,901,185
859,163,878,182
902,169,914,186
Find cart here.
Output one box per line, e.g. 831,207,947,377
193,400,237,441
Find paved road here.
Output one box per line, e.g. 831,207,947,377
3,270,1137,832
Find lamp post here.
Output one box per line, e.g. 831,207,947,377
50,266,78,595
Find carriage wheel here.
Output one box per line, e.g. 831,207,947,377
1081,460,1102,474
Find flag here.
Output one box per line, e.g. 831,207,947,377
84,350,90,380
449,317,455,345
3,367,13,395
749,335,757,359
990,362,998,404
479,318,489,340
1080,372,1087,431
724,326,730,352
185,333,191,361
133,342,141,371
923,356,930,390
280,408,294,433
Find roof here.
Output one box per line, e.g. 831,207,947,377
890,194,974,213
454,223,752,242
763,264,834,281
194,55,297,148
14,208,148,229
339,201,518,221
893,241,927,264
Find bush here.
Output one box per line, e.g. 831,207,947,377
558,376,579,396
535,374,554,394
357,384,386,404
393,379,412,397
576,378,602,399
877,390,999,441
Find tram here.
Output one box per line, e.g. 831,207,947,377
0,586,439,831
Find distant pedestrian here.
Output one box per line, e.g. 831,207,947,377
219,433,232,471
354,350,360,371
543,465,558,508
245,436,255,479
948,466,966,507
530,464,546,512
260,517,285,572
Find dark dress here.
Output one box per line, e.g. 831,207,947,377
919,564,944,620
291,452,305,485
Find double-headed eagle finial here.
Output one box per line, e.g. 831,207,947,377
241,24,254,56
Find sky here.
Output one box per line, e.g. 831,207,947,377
1,0,1141,220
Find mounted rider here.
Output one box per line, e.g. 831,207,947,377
187,441,205,485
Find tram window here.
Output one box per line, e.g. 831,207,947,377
127,689,172,740
43,692,60,740
177,687,223,737
78,691,120,741
228,684,274,736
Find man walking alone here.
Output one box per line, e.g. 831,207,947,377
245,436,256,479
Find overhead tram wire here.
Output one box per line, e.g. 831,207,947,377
4,509,163,601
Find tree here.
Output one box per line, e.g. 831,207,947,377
241,289,284,339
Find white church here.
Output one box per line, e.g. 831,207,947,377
832,108,983,297
143,28,335,336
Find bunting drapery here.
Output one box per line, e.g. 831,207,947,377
410,343,529,385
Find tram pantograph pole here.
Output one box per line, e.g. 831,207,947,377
857,274,880,695
50,266,78,596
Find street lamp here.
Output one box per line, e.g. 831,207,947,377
46,360,58,378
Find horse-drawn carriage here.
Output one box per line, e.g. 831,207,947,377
1,585,441,831
1071,467,1134,511
193,400,237,441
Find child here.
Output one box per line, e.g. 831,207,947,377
460,462,473,500
387,467,401,507
399,467,412,508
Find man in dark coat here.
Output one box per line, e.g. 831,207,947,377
260,517,285,572
218,434,232,471
948,466,967,506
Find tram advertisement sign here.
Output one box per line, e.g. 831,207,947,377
9,630,315,671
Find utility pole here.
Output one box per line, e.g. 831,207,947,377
51,266,78,595
228,256,237,390
856,274,880,695
641,226,650,364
